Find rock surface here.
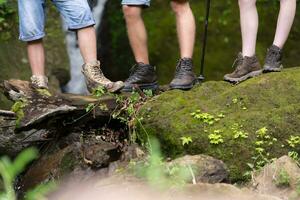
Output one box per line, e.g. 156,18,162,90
138,67,300,181
168,154,228,184
251,156,300,200
50,174,281,200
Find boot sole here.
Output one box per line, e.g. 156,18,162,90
224,70,262,84
121,82,159,92
263,65,283,73
169,80,197,90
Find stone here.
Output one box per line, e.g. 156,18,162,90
168,154,228,184
251,156,300,200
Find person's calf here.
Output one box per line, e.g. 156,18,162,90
77,27,97,64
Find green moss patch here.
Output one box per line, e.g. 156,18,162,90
138,67,300,182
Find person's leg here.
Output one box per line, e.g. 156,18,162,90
121,1,157,92
263,0,296,73
122,5,149,64
53,0,124,92
18,0,48,88
169,0,196,90
239,0,258,57
171,0,196,59
273,0,296,49
77,26,97,64
27,40,45,76
223,0,261,84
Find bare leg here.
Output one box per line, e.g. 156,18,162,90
123,5,149,64
273,0,296,49
27,39,45,76
77,26,98,63
239,0,258,57
171,0,196,59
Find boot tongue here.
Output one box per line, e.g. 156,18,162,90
180,58,193,71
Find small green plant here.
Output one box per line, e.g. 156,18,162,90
92,86,106,97
245,126,278,177
85,103,95,112
208,130,224,145
275,169,290,187
231,123,248,139
0,148,55,200
287,135,300,148
132,138,191,189
191,110,215,125
180,136,193,146
256,127,268,138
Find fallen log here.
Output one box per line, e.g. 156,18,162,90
1,79,118,131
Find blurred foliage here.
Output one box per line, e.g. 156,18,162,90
0,0,16,41
0,148,55,200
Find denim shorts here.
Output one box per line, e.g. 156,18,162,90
18,0,95,42
121,0,151,7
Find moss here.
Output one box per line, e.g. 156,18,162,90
138,67,300,182
60,151,77,175
11,99,28,127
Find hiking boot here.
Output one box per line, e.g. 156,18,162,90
82,61,124,93
263,45,283,73
122,62,158,92
224,53,262,84
169,58,196,90
30,75,49,89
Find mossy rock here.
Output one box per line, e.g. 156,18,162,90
138,67,300,182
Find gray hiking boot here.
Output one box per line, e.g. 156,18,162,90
224,53,262,84
263,45,283,73
82,61,124,93
122,62,158,92
170,58,196,90
30,75,49,89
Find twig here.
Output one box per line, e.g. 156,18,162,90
187,164,197,185
0,124,15,128
0,109,15,117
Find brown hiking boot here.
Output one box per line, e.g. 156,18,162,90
169,58,196,90
263,45,283,73
30,75,49,89
224,53,262,84
82,61,124,93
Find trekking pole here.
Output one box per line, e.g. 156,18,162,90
198,0,211,82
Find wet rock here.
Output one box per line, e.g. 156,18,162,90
168,154,228,184
251,156,300,200
50,174,281,200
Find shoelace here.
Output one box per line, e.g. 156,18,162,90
31,76,47,87
127,64,149,81
174,60,192,78
266,49,280,64
90,65,110,82
231,55,244,72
